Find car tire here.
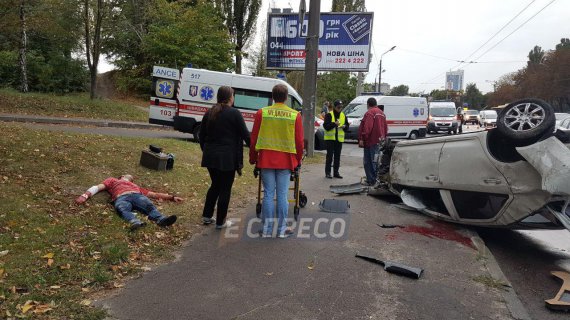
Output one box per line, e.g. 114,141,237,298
409,130,419,140
496,98,555,145
192,123,201,143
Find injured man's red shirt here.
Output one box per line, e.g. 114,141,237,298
103,177,150,201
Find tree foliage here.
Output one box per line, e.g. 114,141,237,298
390,84,409,96
214,0,261,74
488,38,570,111
316,72,357,110
331,0,366,12
527,45,544,66
462,83,485,109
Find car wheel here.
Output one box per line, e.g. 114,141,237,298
409,130,419,140
192,123,201,143
496,98,555,145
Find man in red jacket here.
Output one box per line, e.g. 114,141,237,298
75,174,183,230
358,98,388,185
250,84,304,238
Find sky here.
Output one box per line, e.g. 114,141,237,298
251,0,570,93
98,0,569,94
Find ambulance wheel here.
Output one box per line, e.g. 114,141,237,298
294,207,300,221
299,192,307,208
409,130,419,140
256,203,262,219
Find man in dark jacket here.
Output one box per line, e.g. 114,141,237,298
323,99,349,178
358,98,388,185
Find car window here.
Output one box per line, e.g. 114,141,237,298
451,191,508,219
344,104,367,118
430,108,455,117
287,96,302,111
342,103,360,115
233,89,272,111
483,111,497,119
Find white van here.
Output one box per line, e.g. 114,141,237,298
341,95,428,140
427,101,459,134
149,66,303,138
479,110,498,128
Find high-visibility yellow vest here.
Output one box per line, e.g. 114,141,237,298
255,103,298,153
324,112,346,142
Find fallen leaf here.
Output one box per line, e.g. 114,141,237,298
307,261,315,271
49,285,61,289
59,263,71,270
0,269,4,277
42,252,54,259
0,250,9,257
113,283,124,288
47,258,54,267
6,310,12,317
80,299,91,306
33,304,53,314
81,288,91,292
21,300,34,314
264,272,274,276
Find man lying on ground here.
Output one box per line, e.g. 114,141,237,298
75,174,183,231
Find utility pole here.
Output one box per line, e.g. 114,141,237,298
376,46,396,93
301,0,320,157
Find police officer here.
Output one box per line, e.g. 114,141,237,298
323,99,349,179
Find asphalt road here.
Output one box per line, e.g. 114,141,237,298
11,120,570,319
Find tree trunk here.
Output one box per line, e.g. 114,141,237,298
235,46,242,74
84,0,103,99
19,0,28,93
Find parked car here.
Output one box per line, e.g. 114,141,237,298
478,110,498,128
462,109,480,124
371,98,570,232
426,101,460,134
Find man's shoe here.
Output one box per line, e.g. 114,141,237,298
333,174,343,179
157,215,177,227
202,217,216,225
215,220,234,229
326,174,333,179
129,220,146,231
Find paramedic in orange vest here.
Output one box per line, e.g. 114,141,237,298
323,99,349,179
249,84,304,238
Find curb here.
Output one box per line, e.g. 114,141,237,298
0,114,172,131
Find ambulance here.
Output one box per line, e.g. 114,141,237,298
149,66,303,139
341,94,428,140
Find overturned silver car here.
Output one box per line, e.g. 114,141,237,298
372,98,570,231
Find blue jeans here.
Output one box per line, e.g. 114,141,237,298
363,144,379,184
114,193,164,224
261,169,291,236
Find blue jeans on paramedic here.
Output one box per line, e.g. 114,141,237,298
363,144,379,184
261,169,291,236
114,193,164,224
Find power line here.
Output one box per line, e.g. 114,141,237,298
472,0,557,62
458,0,536,66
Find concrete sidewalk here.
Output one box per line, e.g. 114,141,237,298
98,157,530,320
0,113,169,131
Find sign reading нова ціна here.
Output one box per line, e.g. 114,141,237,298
266,12,373,71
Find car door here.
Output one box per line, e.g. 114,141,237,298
390,139,444,189
437,135,511,222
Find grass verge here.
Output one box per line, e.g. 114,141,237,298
0,122,259,319
0,89,148,122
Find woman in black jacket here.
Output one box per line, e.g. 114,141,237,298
199,86,250,229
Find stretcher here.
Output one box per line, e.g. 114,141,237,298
254,166,308,221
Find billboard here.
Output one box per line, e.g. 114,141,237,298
266,12,374,71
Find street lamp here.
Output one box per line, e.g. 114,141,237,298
377,46,396,92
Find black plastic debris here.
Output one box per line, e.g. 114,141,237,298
329,183,368,194
355,253,423,279
319,199,350,213
377,223,404,229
